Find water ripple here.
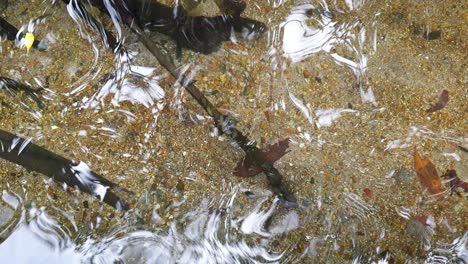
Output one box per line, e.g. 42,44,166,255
280,1,379,103
0,188,298,263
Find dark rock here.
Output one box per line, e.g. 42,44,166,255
412,23,442,41
243,190,256,198
423,30,441,40
176,180,185,192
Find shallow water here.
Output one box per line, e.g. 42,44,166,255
0,0,467,263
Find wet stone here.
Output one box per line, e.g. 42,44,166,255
406,219,433,247
309,177,315,184
243,190,256,199
412,24,442,41
394,167,415,185
423,30,442,41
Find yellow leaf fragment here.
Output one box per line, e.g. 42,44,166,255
24,33,35,53
414,149,445,196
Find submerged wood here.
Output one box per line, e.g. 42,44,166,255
140,34,297,207
96,0,297,207
0,129,130,211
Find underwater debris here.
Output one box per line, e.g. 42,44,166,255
423,30,441,40
0,129,131,211
235,138,290,178
0,17,19,41
441,169,468,196
0,77,45,109
406,217,435,250
0,17,47,51
459,145,468,153
427,89,449,113
412,24,442,41
363,188,374,201
84,0,296,207
422,30,442,41
414,149,445,197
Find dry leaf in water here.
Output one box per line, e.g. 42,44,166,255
414,149,445,196
363,188,374,200
427,89,449,113
235,138,290,177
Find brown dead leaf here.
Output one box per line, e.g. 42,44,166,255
263,138,290,163
234,158,263,178
263,110,274,123
234,138,290,178
414,149,445,196
286,127,299,135
363,188,374,200
427,89,449,113
223,41,247,52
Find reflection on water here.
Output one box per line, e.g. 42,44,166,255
1,189,466,263
281,1,378,112
0,0,467,263
281,3,338,63
0,190,291,263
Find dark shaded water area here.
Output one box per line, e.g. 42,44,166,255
0,0,466,263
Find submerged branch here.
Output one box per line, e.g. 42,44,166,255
0,129,131,211
141,33,297,207
106,1,297,207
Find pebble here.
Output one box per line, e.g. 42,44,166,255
394,167,414,185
